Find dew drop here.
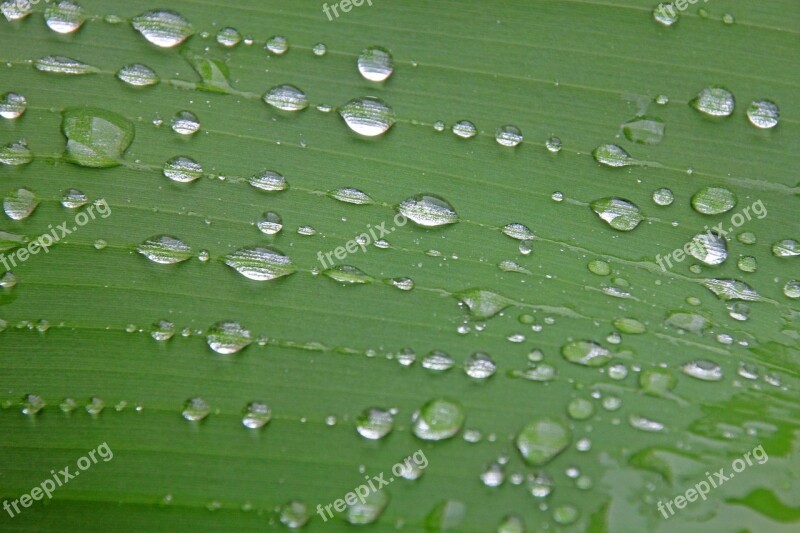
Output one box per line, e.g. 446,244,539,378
561,340,611,367
163,156,203,182
44,0,85,33
62,107,135,167
345,490,388,525
388,277,414,291
279,500,309,528
35,55,99,75
1,0,32,21
653,3,679,25
0,140,31,166
464,351,496,379
545,136,562,153
691,186,736,215
411,398,465,441
132,10,194,48
171,111,200,135
312,42,327,56
356,407,394,440
681,360,723,381
783,280,800,299
206,321,252,354
216,27,241,48
357,46,394,82
622,116,665,144
22,394,45,415
3,188,38,220
85,397,104,416
322,265,373,284
592,144,640,167
398,194,457,227
590,197,643,231
527,472,554,497
339,96,396,136
242,401,272,429
451,120,478,139
182,397,210,421
502,223,534,241
224,247,296,281
116,63,159,87
737,255,757,273
256,211,283,235
688,232,728,265
746,100,779,129
151,320,176,341
480,463,505,487
265,35,288,55
455,288,511,320
263,84,308,112
690,86,735,117
703,278,760,301
0,92,26,119
422,350,454,371
249,170,288,192
516,418,571,466
772,239,799,257
328,187,373,205
652,187,674,206
495,125,523,147
136,235,192,264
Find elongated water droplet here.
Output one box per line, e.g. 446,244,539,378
561,340,611,367
44,0,85,33
688,232,728,265
398,193,457,227
339,96,396,136
328,187,373,205
772,239,799,257
703,278,761,301
61,188,88,208
163,156,203,182
412,398,465,441
455,288,512,320
0,92,26,119
322,265,373,284
35,55,98,75
590,197,643,231
502,223,534,241
690,86,735,117
356,407,394,439
257,211,282,235
452,120,477,139
263,84,308,111
516,418,571,466
681,360,723,381
182,397,210,421
592,144,641,167
0,140,31,166
388,277,414,291
691,186,736,215
132,10,194,48
249,170,287,192
422,350,454,371
137,235,192,264
171,111,200,135
265,35,288,55
496,125,523,147
357,46,394,82
224,247,295,281
207,321,252,354
242,401,272,428
622,116,665,144
61,107,134,167
116,63,159,87
746,99,779,129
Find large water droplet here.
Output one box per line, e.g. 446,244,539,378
61,107,134,167
328,187,373,205
592,144,641,167
263,84,308,112
690,86,735,117
688,232,728,265
249,170,288,192
2,0,32,21
772,239,799,257
590,197,643,231
206,321,252,354
132,9,194,48
703,278,761,301
464,352,496,379
3,188,38,221
782,280,800,299
116,63,159,87
44,0,85,33
516,418,571,466
746,99,779,129
495,125,523,147
137,235,193,264
691,186,736,215
0,92,26,119
339,96,396,136
398,193,457,227
412,398,465,441
502,223,534,241
224,247,296,281
681,360,723,381
163,156,203,182
357,46,394,82
171,111,200,135
0,140,31,166
356,407,394,439
35,56,99,75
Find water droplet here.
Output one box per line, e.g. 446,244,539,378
265,35,288,55
511,365,556,382
216,27,241,48
163,156,203,182
206,321,252,354
703,278,760,301
451,120,478,139
411,398,465,441
691,186,736,215
422,350,455,371
388,277,415,291
224,247,296,281
0,92,26,119
85,396,104,416
629,414,664,432
553,505,578,525
592,144,640,167
480,463,505,487
737,255,757,273
249,170,288,192
737,232,756,245
722,12,735,24
256,211,283,235
639,370,677,396
263,84,308,112
328,187,373,205
433,120,445,132
681,360,723,381
151,320,176,341
587,259,611,276
527,472,554,497
653,3,679,25
622,116,665,144
502,223,534,241
0,271,18,288
464,352,496,379
772,239,799,257
132,10,194,48
688,232,728,265
22,394,45,415
116,63,159,87
137,235,192,264
516,418,571,466
339,96,396,136
612,317,646,334
242,401,272,428
545,136,562,153
182,397,210,421
171,111,200,135
455,288,512,320
495,125,523,147
35,55,98,75
279,500,309,528
398,193,457,227
345,490,388,525
652,187,674,206
0,140,31,166
62,107,134,167
1,0,32,21
783,280,800,299
4,188,38,220
356,407,394,439
357,46,394,82
44,0,85,33
561,340,611,367
690,86,735,117
746,99,779,129
395,348,416,366
498,260,530,274
312,42,327,56
322,265,373,284
590,197,643,231
497,514,525,533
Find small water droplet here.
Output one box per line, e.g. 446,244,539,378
690,86,735,117
516,418,571,465
4,188,38,220
328,187,373,205
480,463,505,487
256,211,283,235
388,277,414,291
206,321,252,354
652,187,674,206
590,197,643,231
22,394,45,415
622,116,665,144
783,280,800,299
265,35,288,55
653,3,679,26
249,170,288,192
322,265,373,284
171,110,200,135
117,64,159,87
502,223,534,241
345,490,388,525
464,352,496,379
151,320,176,341
688,232,728,265
357,46,394,82
681,359,723,381
545,136,562,153
592,144,641,167
737,255,757,273
772,239,799,257
279,500,309,528
311,42,327,56
86,396,104,416
182,397,210,421
746,99,779,129
451,120,478,139
216,27,241,47
527,472,554,497
561,340,611,367
242,401,272,428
